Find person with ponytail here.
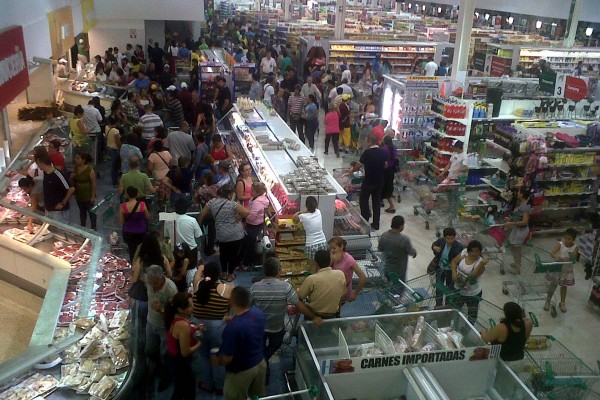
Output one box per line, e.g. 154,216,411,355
191,262,232,394
165,292,200,399
504,187,533,274
481,301,533,362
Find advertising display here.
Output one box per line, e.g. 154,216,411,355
0,26,29,111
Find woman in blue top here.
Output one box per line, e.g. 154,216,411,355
304,94,319,151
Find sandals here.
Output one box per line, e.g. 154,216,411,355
543,300,550,311
385,208,396,214
559,302,567,313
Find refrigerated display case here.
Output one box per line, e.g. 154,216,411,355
0,122,134,399
233,62,256,101
215,103,370,242
295,310,536,400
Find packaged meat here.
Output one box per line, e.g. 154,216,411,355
448,331,464,348
109,344,129,369
89,376,118,400
393,336,408,353
409,316,425,350
421,342,439,352
109,311,129,330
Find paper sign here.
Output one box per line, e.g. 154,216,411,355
129,29,137,39
490,56,508,77
563,75,588,101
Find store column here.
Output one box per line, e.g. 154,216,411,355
563,0,583,48
334,0,347,40
284,0,292,20
450,0,475,82
0,110,9,168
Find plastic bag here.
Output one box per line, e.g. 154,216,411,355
409,316,425,350
393,336,408,353
448,331,464,348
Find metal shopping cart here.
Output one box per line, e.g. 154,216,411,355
501,251,574,318
517,335,600,399
395,159,428,203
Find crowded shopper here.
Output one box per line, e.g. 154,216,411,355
378,216,417,282
71,152,97,230
119,186,150,261
174,198,202,286
450,240,488,324
481,302,534,362
429,227,464,306
293,196,327,261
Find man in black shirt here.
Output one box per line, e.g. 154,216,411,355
352,135,388,231
215,76,232,120
37,153,75,225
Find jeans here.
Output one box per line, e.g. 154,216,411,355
264,329,286,361
46,210,70,225
325,133,340,154
435,270,455,307
219,239,243,275
191,318,225,391
108,147,120,186
242,223,264,266
145,321,168,360
77,200,97,230
304,118,318,149
289,117,305,144
454,291,483,325
359,183,383,229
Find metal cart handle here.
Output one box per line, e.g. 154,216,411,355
387,272,425,302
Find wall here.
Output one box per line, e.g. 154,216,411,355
145,20,166,49
94,0,204,22
88,19,145,60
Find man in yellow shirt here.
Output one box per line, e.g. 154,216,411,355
190,49,202,69
298,250,346,319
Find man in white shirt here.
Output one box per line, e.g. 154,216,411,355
174,199,202,286
438,140,467,183
260,53,277,77
338,78,353,96
301,76,321,103
83,100,103,134
263,76,276,106
341,66,352,82
424,57,438,77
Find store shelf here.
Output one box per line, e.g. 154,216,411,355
428,127,466,140
547,163,592,168
426,110,470,125
424,143,453,155
484,139,511,155
543,192,594,197
540,205,589,211
537,176,596,182
482,158,510,174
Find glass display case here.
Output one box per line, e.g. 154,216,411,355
296,310,534,400
0,121,134,399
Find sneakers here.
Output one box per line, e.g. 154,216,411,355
543,300,550,311
559,302,567,313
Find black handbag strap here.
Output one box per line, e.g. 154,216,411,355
124,201,140,224
213,200,227,220
155,151,170,168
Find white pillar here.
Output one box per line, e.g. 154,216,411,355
334,0,347,40
284,0,291,20
0,109,11,165
563,0,583,48
451,0,475,83
395,1,401,13
191,21,202,41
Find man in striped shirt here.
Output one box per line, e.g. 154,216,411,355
165,90,185,128
250,257,320,373
139,104,163,148
287,84,307,144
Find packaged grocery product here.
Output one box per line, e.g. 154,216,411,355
409,316,425,350
109,310,129,329
79,358,95,374
109,344,129,369
448,331,464,348
393,336,408,353
421,342,439,352
89,376,117,400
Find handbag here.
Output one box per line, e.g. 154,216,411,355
128,279,148,301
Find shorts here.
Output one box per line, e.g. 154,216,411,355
546,264,575,287
305,241,328,261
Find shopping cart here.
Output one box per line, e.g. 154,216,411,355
395,159,428,203
252,385,319,400
90,193,127,255
518,335,600,399
501,251,574,318
454,221,508,273
333,168,363,201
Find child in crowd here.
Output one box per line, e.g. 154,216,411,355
545,229,579,313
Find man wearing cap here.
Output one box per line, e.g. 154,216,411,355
371,120,388,145
437,140,467,183
165,121,195,167
57,59,69,78
178,82,193,123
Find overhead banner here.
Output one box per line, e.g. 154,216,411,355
0,26,29,110
539,70,557,94
490,56,509,77
81,0,96,33
406,75,440,89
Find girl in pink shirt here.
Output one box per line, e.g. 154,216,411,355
242,182,270,268
324,109,341,157
329,237,367,302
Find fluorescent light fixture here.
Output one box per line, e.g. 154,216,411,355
475,12,479,18
437,7,442,13
536,20,542,29
508,16,514,24
586,27,593,37
422,4,426,11
485,13,490,20
551,22,557,27
408,3,412,8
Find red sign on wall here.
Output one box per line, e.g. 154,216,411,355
490,56,509,77
563,76,588,102
0,26,29,110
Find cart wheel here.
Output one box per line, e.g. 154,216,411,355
502,286,509,295
403,186,407,191
425,209,432,215
550,305,557,318
500,267,506,275
397,195,402,203
425,222,430,230
414,208,419,215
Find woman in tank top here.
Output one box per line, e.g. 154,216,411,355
235,162,253,208
71,152,97,230
118,186,150,262
481,302,533,361
165,292,201,399
450,240,488,324
209,134,233,162
69,105,88,147
191,262,232,394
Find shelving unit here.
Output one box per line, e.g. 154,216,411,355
519,47,600,74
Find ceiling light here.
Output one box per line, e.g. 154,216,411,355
475,12,479,18
485,13,490,20
586,27,594,37
508,16,513,24
437,7,442,13
536,20,542,29
408,3,412,9
422,5,426,11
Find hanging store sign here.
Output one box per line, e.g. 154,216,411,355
539,70,557,94
406,75,439,89
0,26,29,111
563,75,588,102
490,56,509,77
472,51,486,72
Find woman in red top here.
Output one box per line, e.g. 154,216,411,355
209,134,233,162
165,292,201,400
324,108,340,157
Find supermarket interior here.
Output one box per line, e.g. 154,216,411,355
1,0,600,399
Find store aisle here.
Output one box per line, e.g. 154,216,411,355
0,280,43,363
